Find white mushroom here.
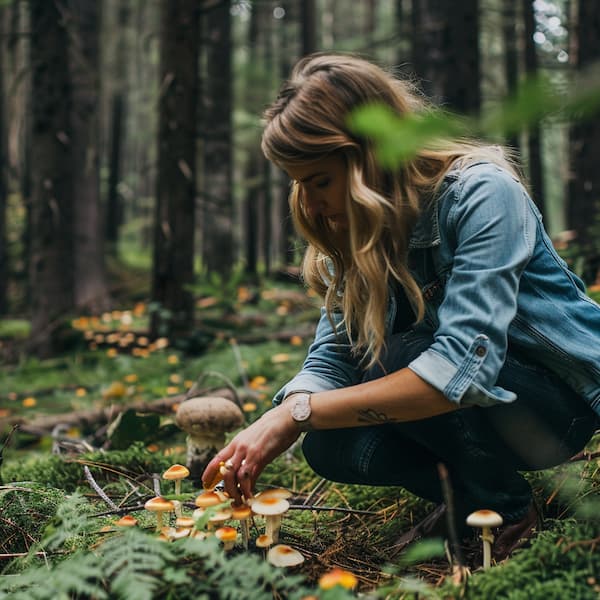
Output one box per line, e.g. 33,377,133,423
267,544,305,568
466,509,504,569
250,497,289,544
175,396,244,481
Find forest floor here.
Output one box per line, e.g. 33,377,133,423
1,272,599,599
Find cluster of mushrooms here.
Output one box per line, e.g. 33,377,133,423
121,463,306,568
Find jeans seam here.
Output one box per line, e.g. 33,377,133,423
357,431,383,476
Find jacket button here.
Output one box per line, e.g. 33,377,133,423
475,345,487,357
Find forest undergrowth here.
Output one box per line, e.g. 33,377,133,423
1,277,599,599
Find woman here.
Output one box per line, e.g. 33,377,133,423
203,53,600,559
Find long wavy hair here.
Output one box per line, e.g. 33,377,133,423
261,53,520,367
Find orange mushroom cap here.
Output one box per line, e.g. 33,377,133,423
163,464,190,480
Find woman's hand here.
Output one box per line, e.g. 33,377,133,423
201,404,301,504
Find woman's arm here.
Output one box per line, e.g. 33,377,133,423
203,368,456,503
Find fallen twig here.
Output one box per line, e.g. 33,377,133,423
84,466,119,511
560,535,600,553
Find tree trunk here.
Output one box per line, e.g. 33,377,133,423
411,0,481,114
568,0,600,283
201,0,234,277
105,1,129,254
0,5,8,314
151,0,199,340
242,1,269,279
301,0,317,56
69,0,111,313
29,0,75,356
503,0,520,152
277,0,297,268
522,0,546,217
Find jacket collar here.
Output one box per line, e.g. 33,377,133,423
408,170,458,249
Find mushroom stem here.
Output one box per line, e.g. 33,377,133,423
240,519,250,550
174,480,182,496
267,515,283,544
155,511,164,532
481,527,494,569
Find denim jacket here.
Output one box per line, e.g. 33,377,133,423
274,162,600,417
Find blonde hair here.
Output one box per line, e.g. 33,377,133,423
261,53,519,367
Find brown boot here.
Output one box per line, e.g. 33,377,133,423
388,503,448,557
492,502,542,562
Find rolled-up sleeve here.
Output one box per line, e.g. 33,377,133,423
273,307,363,404
408,164,536,406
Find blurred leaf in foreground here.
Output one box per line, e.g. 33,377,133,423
350,70,600,168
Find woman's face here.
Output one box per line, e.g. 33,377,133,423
285,154,349,230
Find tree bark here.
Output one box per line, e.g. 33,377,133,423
29,0,75,356
69,0,111,313
105,1,129,254
151,0,199,340
0,5,8,314
522,0,546,218
411,0,481,115
301,0,317,56
503,0,520,152
201,0,234,277
568,0,600,283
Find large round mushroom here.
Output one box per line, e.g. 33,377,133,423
175,395,244,481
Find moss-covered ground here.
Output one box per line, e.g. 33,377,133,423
1,280,599,599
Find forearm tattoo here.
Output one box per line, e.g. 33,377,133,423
357,408,399,425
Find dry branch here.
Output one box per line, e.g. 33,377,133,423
1,386,236,438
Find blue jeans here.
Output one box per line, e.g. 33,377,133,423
302,331,599,524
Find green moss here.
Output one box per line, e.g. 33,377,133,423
2,443,175,491
0,485,67,559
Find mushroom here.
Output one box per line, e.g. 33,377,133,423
208,509,232,531
215,526,238,551
250,496,289,544
231,504,253,550
176,516,196,530
267,544,305,568
162,464,190,496
255,487,293,501
318,568,358,591
466,509,504,569
256,533,273,552
195,491,223,509
115,515,138,527
175,396,244,481
144,496,176,532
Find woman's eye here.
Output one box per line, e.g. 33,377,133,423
315,178,330,189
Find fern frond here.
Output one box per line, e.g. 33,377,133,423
0,551,106,600
99,528,176,600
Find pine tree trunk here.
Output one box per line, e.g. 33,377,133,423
522,0,546,217
0,5,8,315
29,0,75,356
69,0,111,313
568,0,600,283
202,0,234,277
105,1,129,254
151,0,199,340
503,0,520,152
301,0,317,55
411,0,481,114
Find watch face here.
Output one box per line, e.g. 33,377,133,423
292,395,311,422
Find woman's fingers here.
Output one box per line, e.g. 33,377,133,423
200,405,301,502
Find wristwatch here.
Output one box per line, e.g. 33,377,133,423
286,392,313,432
